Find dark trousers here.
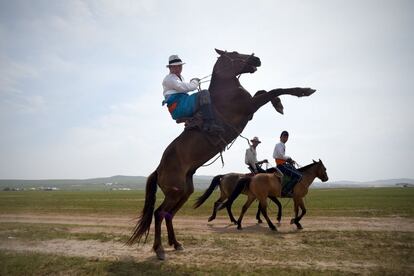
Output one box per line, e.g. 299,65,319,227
248,164,266,174
277,163,302,192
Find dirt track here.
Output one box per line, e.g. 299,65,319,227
1,214,413,273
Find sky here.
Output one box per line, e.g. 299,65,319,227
0,0,413,182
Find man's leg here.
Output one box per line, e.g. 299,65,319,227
197,90,223,133
284,165,302,195
277,164,299,196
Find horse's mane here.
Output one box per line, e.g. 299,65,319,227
297,162,317,172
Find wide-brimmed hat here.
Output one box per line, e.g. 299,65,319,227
166,55,185,67
250,136,261,143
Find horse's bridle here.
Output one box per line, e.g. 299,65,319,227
217,51,256,77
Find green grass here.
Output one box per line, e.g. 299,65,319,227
0,188,413,275
0,188,413,218
0,222,129,243
0,250,372,276
1,227,413,275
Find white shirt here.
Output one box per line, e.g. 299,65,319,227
273,142,291,160
162,73,199,97
245,146,258,168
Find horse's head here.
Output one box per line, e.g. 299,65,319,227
313,159,329,182
213,49,261,79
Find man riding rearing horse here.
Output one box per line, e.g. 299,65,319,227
162,55,223,133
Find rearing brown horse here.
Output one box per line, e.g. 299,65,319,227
127,49,315,260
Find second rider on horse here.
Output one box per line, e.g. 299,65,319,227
245,136,268,174
162,55,223,133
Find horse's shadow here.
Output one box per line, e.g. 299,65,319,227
206,221,305,236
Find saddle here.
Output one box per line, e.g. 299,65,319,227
174,112,230,150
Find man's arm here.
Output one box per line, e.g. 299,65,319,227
164,76,199,92
273,143,291,160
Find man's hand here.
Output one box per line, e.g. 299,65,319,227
190,78,200,83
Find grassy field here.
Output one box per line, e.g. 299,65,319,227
1,187,413,275
0,187,413,218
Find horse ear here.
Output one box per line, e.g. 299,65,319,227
319,159,322,163
313,159,317,163
215,48,225,55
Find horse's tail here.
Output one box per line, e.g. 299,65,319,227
194,174,223,209
219,176,251,210
126,170,158,245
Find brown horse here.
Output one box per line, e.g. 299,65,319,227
223,160,328,231
194,171,282,224
127,49,316,260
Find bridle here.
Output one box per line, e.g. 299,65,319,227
198,52,256,90
214,51,256,78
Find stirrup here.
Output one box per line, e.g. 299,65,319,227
175,117,192,124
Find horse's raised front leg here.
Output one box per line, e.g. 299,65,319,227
250,88,316,114
258,199,277,231
225,203,238,224
237,195,255,230
295,197,306,229
208,199,222,222
290,197,304,230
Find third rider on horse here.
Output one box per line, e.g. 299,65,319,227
273,131,302,197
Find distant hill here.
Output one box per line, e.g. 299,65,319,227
314,178,414,188
0,175,214,191
1,176,413,191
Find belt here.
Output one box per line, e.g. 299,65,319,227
275,159,286,165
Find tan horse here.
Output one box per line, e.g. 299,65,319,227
194,171,282,224
222,160,328,231
127,49,315,260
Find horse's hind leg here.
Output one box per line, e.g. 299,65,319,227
225,202,237,224
165,194,190,250
256,205,263,224
153,187,186,259
153,201,168,260
259,199,277,231
165,175,194,250
237,195,255,230
269,196,282,224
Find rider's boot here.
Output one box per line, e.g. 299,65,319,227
200,104,224,133
282,180,295,197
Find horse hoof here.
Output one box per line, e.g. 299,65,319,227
290,218,295,225
208,217,215,222
155,250,165,260
237,225,242,230
271,227,277,231
175,244,184,251
297,225,303,230
257,219,263,224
